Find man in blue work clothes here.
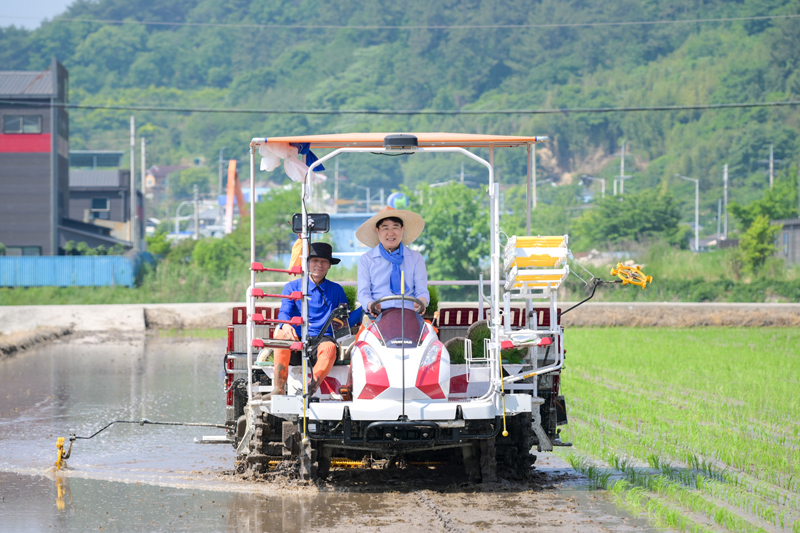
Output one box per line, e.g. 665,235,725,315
356,206,429,317
271,242,351,397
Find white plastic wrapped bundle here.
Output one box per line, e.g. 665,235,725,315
259,142,316,183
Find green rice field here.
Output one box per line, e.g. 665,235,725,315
559,327,800,533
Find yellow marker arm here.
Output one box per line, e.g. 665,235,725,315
610,262,654,289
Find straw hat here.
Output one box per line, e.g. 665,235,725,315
355,206,425,248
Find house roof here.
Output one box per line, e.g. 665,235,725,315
146,165,189,179
773,218,800,227
0,70,55,97
69,169,122,188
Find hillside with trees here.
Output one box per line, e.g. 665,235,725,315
1,0,799,303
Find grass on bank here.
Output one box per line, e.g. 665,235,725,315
559,327,800,533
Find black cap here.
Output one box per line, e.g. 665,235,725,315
308,242,340,265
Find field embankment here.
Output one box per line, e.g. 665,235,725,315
561,302,800,327
0,326,72,359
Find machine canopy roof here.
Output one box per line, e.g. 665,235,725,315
255,132,545,149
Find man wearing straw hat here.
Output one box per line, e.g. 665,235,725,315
356,206,430,316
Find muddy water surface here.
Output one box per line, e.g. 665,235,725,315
0,335,660,532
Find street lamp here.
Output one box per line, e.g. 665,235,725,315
218,147,226,223
675,174,700,252
174,201,194,234
581,175,606,198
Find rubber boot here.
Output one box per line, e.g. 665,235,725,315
265,363,288,400
306,376,321,398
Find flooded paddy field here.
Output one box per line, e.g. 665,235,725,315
0,334,659,532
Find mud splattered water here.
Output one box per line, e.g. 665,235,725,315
0,335,662,532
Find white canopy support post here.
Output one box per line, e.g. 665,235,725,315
526,144,532,234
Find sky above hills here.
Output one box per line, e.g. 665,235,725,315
0,0,72,30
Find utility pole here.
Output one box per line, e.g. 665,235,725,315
717,199,722,237
532,144,537,210
333,158,339,214
460,161,465,183
620,141,625,195
676,174,699,252
140,136,146,250
723,164,728,240
769,144,774,189
130,116,137,250
583,175,605,198
526,145,532,233
693,179,700,252
141,137,146,196
193,184,199,241
379,188,384,207
218,147,225,223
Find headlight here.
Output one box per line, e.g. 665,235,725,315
420,341,443,368
361,344,383,372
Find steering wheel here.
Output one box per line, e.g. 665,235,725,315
369,294,426,316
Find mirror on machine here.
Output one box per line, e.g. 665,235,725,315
291,213,330,233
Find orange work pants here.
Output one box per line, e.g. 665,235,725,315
273,325,337,389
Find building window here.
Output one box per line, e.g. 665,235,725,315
3,115,43,134
4,246,42,256
91,198,110,211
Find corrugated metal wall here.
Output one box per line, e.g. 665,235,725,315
0,255,140,287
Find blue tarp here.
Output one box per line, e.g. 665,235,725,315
0,254,148,288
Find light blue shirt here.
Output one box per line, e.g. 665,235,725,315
358,245,430,312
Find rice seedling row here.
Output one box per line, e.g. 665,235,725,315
568,380,800,490
567,452,751,533
567,349,800,481
573,370,800,447
560,327,800,532
567,417,800,530
570,411,800,515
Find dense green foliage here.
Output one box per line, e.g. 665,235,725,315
739,214,783,271
571,190,689,250
3,0,799,302
406,183,490,299
62,240,126,255
168,167,215,200
2,0,799,237
729,172,799,228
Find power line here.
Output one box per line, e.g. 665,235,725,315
1,99,799,116
1,13,799,31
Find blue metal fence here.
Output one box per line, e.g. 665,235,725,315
0,255,143,287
